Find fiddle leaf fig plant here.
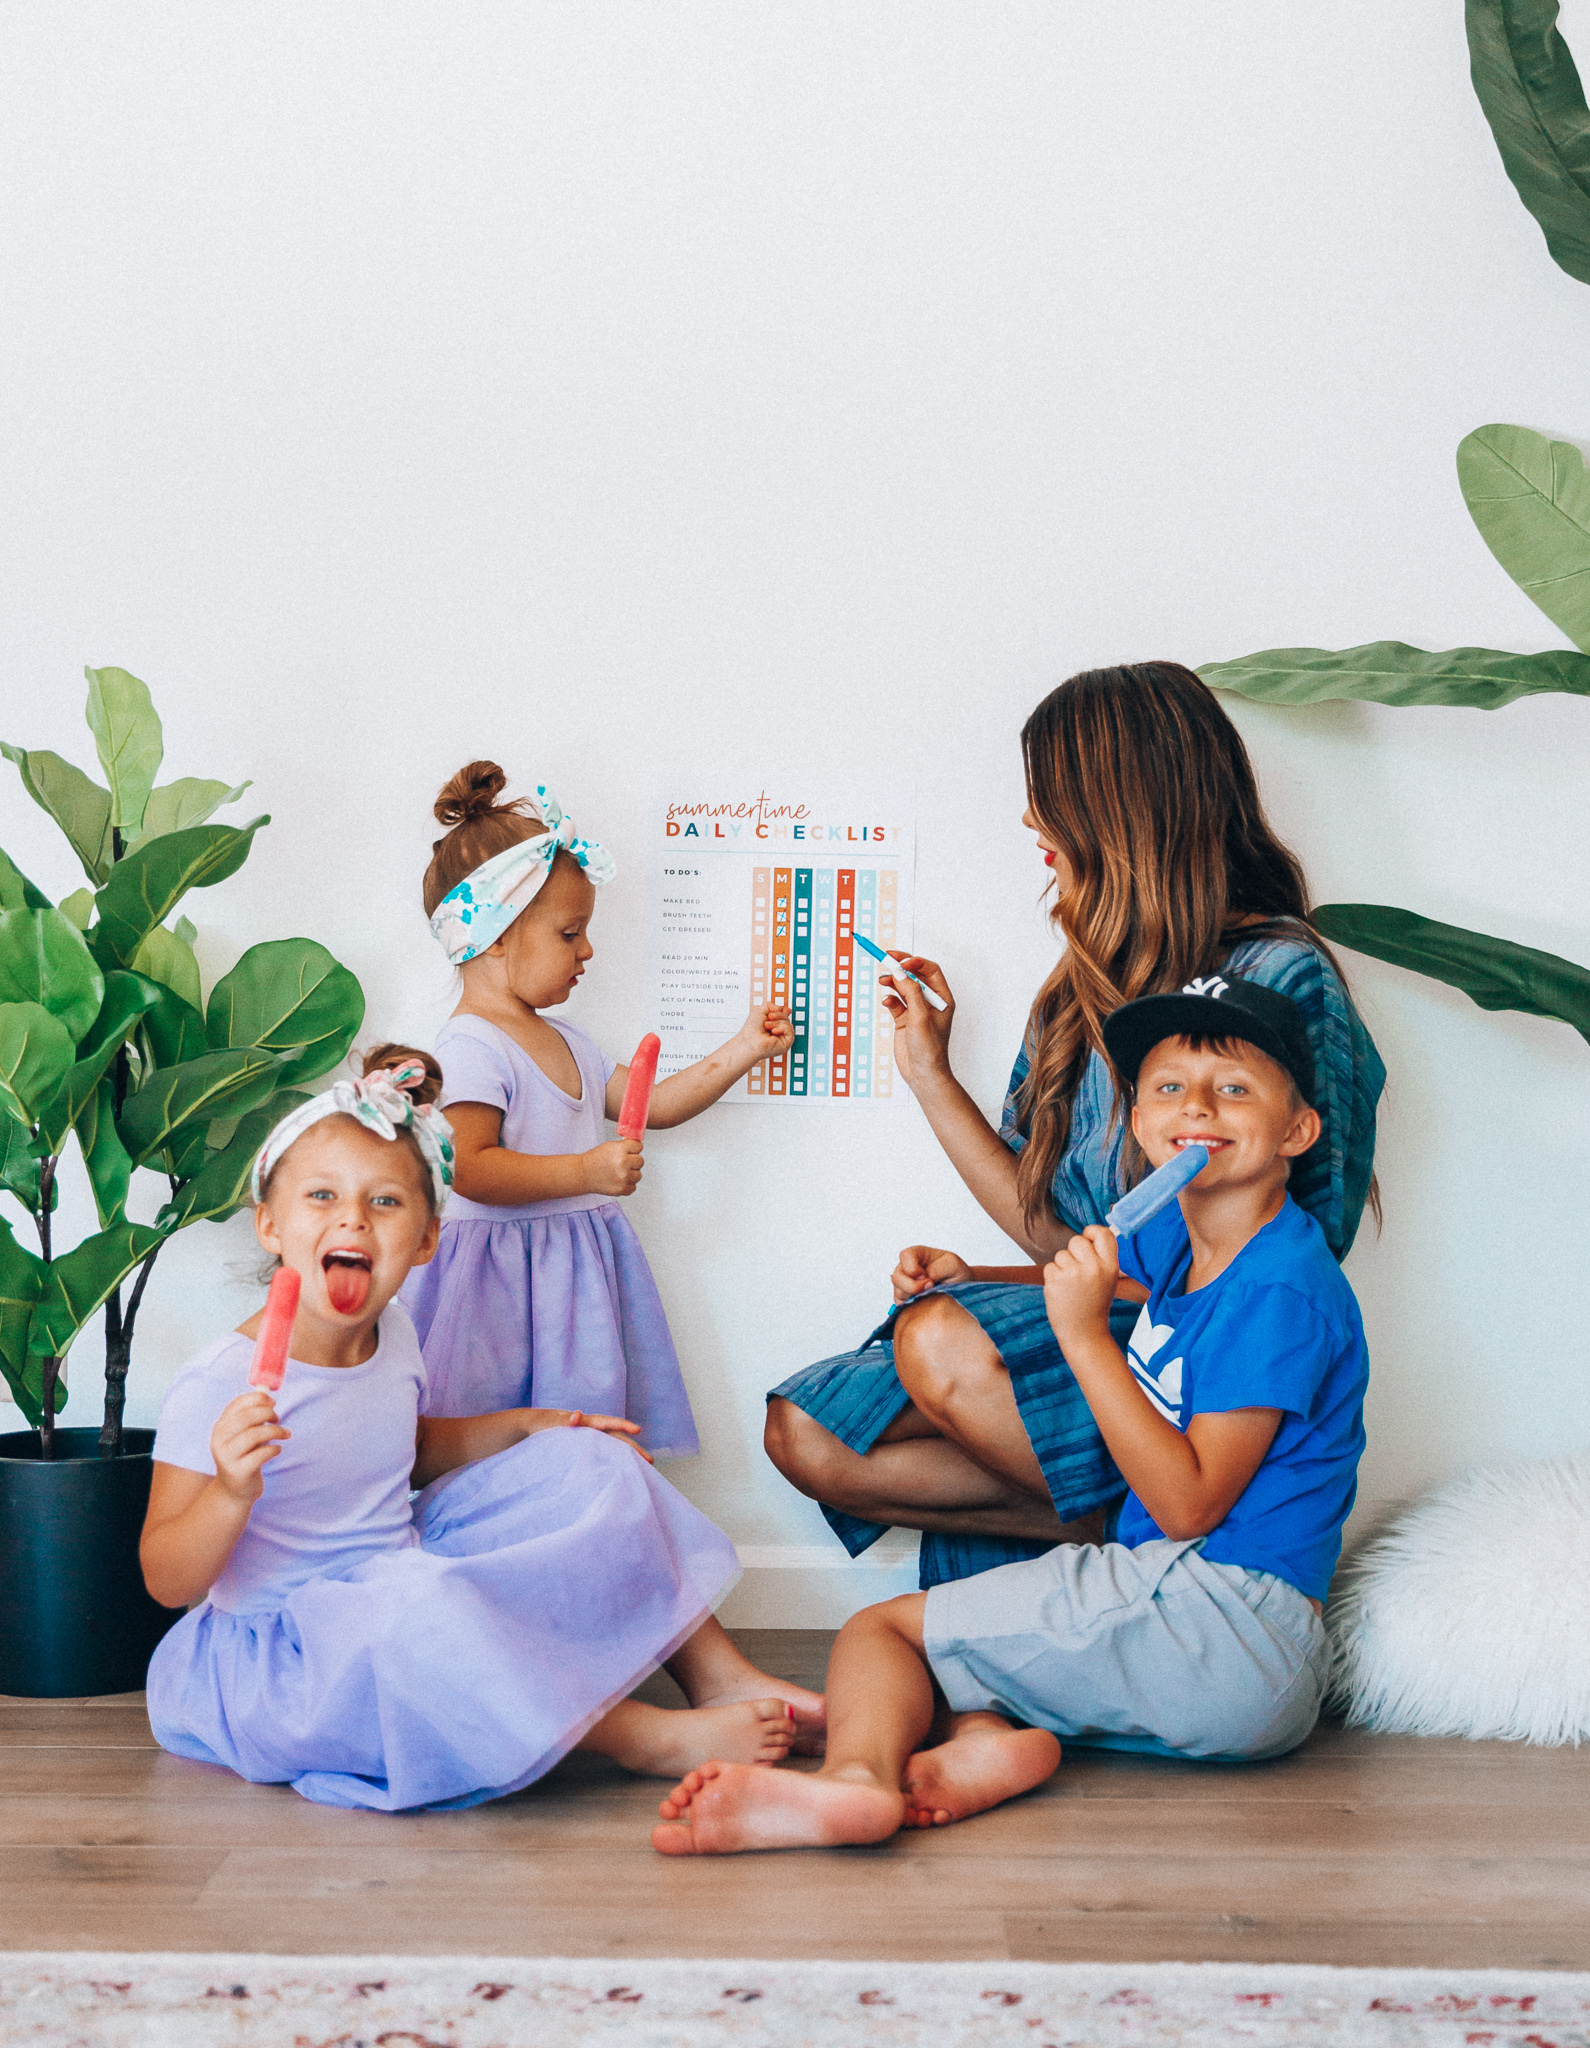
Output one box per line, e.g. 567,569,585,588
0,667,364,1456
1198,0,1590,1053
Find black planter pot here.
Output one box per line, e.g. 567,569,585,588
0,1427,180,1697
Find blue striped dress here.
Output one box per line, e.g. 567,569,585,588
769,932,1385,1589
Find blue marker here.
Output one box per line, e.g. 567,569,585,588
1105,1144,1210,1238
851,930,949,1012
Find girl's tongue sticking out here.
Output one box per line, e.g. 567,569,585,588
323,1250,373,1316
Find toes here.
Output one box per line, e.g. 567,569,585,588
651,1822,698,1857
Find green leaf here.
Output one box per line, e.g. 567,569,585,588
57,888,93,930
84,667,163,833
160,1089,310,1228
1467,0,1590,285
1313,902,1590,1043
76,1080,133,1229
90,817,268,969
1201,640,1590,709
0,908,104,1042
139,982,207,1069
206,939,365,1087
0,1002,75,1126
131,921,203,1011
117,1045,287,1163
0,1114,42,1211
0,745,113,884
80,968,164,1060
0,1215,47,1424
34,974,159,1153
1458,424,1590,652
0,847,52,913
131,777,251,849
28,1219,168,1361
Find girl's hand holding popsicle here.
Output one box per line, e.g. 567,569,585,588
209,1390,291,1506
584,1137,644,1197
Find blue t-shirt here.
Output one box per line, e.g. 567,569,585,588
1114,1194,1368,1602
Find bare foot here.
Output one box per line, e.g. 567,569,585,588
902,1713,1060,1827
605,1699,795,1778
691,1678,827,1756
652,1761,903,1855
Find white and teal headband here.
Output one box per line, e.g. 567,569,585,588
251,1062,455,1211
428,782,616,967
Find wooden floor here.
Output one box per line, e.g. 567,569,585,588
1,1631,1586,1968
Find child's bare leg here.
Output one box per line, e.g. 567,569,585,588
664,1615,826,1753
577,1695,794,1778
902,1712,1061,1827
652,1594,937,1854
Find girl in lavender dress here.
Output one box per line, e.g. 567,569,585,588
142,1052,823,1813
400,762,792,1455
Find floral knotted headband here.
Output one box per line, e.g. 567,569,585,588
428,782,616,967
251,1062,455,1211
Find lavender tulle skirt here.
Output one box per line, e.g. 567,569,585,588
146,1430,738,1811
401,1205,699,1457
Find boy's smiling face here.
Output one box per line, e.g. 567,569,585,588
1131,1035,1320,1192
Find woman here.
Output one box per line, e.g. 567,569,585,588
765,661,1384,1590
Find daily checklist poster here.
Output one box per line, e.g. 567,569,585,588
644,786,916,1105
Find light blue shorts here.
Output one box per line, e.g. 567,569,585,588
923,1538,1329,1762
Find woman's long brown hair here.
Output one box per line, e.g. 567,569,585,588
1013,660,1338,1229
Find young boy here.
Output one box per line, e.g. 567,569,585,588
652,975,1368,1854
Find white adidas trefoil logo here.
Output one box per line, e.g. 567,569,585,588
1127,1304,1185,1426
1183,974,1228,999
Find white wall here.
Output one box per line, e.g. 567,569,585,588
3,0,1588,1621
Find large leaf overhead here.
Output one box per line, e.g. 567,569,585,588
1458,425,1590,651
206,939,365,1086
1467,0,1590,284
1313,903,1590,1043
117,1045,286,1163
1202,641,1590,709
0,746,114,883
84,667,163,833
132,778,251,849
0,849,51,913
90,817,267,968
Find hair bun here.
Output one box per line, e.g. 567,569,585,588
361,1042,444,1108
434,761,509,829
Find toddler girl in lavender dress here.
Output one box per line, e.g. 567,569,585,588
401,762,793,1454
142,1050,823,1812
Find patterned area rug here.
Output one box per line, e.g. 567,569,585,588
0,1956,1587,2047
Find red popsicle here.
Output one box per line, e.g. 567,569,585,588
618,1032,661,1142
248,1267,301,1393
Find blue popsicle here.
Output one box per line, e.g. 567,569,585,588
851,930,949,1012
1105,1143,1210,1238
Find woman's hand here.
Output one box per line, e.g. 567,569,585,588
878,956,954,1092
1042,1225,1121,1354
730,1001,795,1069
584,1137,643,1197
209,1391,290,1505
891,1244,974,1303
526,1407,654,1462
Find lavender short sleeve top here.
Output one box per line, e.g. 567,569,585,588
434,1014,618,1222
152,1305,427,1615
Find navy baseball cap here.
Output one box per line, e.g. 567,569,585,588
1101,973,1315,1106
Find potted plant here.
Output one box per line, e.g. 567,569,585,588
0,666,364,1696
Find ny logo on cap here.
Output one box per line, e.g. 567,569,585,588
1183,975,1229,998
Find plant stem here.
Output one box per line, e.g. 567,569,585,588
35,1154,55,1262
40,1358,59,1460
99,1242,162,1458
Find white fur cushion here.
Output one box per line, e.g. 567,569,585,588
1328,1455,1590,1745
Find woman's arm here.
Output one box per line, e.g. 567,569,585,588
412,1407,649,1489
882,961,1071,1261
605,1004,793,1130
448,1101,642,1204
140,1392,291,1608
1042,1226,1280,1537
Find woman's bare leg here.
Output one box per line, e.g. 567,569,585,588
764,1297,1106,1543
